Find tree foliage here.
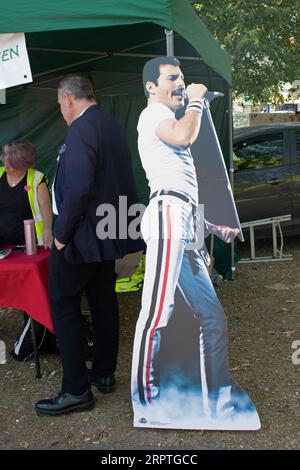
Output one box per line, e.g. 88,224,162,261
190,0,300,103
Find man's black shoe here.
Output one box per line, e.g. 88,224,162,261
89,372,116,393
35,389,95,416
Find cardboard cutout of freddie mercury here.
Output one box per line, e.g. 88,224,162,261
131,57,260,430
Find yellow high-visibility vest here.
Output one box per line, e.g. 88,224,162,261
0,166,47,245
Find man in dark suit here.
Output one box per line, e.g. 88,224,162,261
35,75,143,415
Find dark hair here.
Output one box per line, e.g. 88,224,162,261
1,140,36,170
58,75,96,101
142,56,181,98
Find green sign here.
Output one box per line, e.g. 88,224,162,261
1,45,19,62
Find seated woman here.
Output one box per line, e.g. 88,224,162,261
0,140,53,360
0,140,52,248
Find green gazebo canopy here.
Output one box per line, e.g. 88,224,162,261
0,0,233,273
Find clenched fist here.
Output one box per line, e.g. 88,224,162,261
186,83,207,101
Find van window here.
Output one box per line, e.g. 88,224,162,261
233,133,284,171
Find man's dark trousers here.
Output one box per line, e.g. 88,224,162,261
49,245,118,395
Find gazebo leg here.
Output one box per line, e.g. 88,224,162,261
30,317,42,378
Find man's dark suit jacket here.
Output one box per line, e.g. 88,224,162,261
54,105,144,263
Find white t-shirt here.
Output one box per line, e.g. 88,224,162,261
137,102,198,205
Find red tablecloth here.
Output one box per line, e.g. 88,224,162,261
0,249,53,332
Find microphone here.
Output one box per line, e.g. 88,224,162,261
205,91,224,102
182,89,188,105
183,89,224,103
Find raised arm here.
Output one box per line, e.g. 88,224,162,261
156,83,207,148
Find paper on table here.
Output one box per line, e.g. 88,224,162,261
0,249,12,260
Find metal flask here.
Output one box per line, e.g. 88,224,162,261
24,219,37,255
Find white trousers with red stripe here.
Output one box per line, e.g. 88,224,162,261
131,195,231,415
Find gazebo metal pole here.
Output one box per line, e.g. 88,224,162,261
228,87,236,280
165,29,174,56
30,318,42,379
32,53,203,80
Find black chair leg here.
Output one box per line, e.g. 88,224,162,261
30,317,42,378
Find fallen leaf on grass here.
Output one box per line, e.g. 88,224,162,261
20,441,29,448
95,425,107,441
158,441,166,447
281,330,295,338
269,329,295,338
231,362,250,371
